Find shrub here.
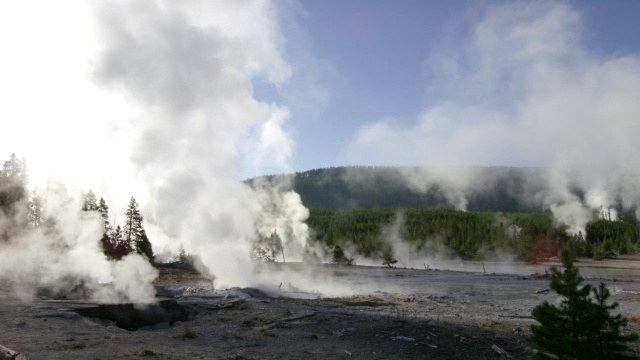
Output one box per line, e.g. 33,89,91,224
531,250,638,359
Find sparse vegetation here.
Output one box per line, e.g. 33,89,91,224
180,326,196,339
381,246,398,267
63,341,86,350
140,348,157,356
226,354,254,360
332,245,354,265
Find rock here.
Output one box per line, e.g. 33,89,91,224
0,344,29,360
392,336,415,342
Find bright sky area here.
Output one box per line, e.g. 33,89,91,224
1,0,640,191
267,0,640,171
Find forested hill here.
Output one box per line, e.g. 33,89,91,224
248,166,550,212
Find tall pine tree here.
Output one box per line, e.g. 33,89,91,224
97,197,111,233
123,197,154,262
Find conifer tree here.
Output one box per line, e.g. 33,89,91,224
0,153,29,211
97,197,111,233
102,225,133,260
123,197,154,262
588,283,639,359
81,190,98,212
332,245,354,265
381,246,398,267
531,250,638,359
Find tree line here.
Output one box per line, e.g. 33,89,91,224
250,166,548,212
306,207,639,263
0,153,153,262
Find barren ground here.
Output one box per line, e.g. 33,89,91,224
1,257,639,359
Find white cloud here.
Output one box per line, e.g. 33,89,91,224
347,1,640,228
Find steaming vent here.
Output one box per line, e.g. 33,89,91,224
73,300,193,331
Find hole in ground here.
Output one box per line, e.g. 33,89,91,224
73,299,193,331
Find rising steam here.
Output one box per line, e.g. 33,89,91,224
0,0,311,300
347,1,640,233
90,0,309,289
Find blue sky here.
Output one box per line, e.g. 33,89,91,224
253,0,640,172
1,0,640,195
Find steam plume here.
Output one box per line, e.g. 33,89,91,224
347,1,640,233
91,0,308,288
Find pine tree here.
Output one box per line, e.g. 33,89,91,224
123,197,154,262
531,250,639,359
97,197,111,233
588,283,639,359
0,153,29,211
332,245,354,265
381,246,398,268
81,190,98,212
0,154,29,240
102,225,133,260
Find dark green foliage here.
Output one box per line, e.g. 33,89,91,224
250,166,547,212
124,197,154,262
381,246,398,267
586,217,639,255
332,245,354,265
530,251,639,359
250,166,640,262
97,197,111,232
307,208,573,261
102,225,133,260
589,283,639,358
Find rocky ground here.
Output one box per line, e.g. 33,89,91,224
1,259,639,359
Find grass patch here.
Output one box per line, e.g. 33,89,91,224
180,326,196,339
226,354,254,360
140,349,157,356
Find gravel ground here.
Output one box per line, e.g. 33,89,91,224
1,259,639,359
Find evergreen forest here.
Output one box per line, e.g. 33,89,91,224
251,166,640,263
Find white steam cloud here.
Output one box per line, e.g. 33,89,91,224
0,0,310,299
90,0,309,288
347,1,640,233
0,182,157,303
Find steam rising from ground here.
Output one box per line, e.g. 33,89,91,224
0,1,310,300
0,183,157,303
91,0,309,289
347,1,640,233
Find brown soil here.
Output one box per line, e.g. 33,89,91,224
1,262,638,360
